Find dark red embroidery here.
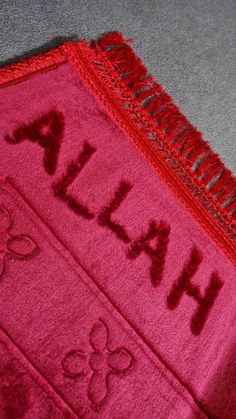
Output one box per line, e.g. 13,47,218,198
127,220,170,286
167,247,223,335
3,105,224,337
53,142,96,219
97,180,132,243
5,110,64,175
0,205,38,279
61,319,134,410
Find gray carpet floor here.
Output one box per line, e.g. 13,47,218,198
0,0,235,173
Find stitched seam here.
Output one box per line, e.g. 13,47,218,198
0,324,79,418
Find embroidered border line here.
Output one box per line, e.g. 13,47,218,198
1,178,207,417
0,326,78,418
0,33,235,268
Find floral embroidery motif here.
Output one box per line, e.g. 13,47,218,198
0,205,38,278
61,319,134,410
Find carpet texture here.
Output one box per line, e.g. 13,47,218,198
0,43,235,416
0,0,235,173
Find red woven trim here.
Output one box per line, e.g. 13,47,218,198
0,34,235,266
61,39,236,267
0,47,65,88
94,33,236,221
62,41,236,264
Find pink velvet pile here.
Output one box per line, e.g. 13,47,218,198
0,62,235,418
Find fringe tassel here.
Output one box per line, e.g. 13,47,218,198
94,32,236,218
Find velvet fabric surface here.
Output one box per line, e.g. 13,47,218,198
1,0,235,175
0,56,235,417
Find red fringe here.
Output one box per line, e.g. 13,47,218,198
95,32,236,218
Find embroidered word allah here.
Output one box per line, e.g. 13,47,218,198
5,110,224,335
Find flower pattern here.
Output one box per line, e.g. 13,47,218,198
61,319,134,410
0,205,38,279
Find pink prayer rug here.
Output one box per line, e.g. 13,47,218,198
0,32,235,418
